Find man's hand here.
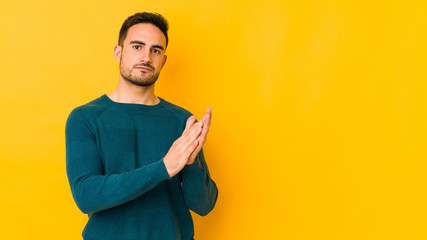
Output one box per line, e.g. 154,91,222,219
163,115,203,177
163,108,212,177
186,108,212,165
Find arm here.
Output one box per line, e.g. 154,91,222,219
65,109,170,214
181,149,218,216
66,109,204,214
181,109,218,216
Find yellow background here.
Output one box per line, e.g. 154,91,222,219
1,0,426,239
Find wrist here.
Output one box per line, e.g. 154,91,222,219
163,156,178,177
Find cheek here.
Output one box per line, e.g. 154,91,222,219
155,57,166,68
121,55,136,68
121,50,138,63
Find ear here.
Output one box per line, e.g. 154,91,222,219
161,55,167,68
114,45,122,63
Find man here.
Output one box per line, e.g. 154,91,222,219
66,12,218,240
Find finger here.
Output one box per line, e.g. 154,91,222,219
185,140,200,162
182,122,203,146
179,119,202,142
198,120,210,142
181,117,200,139
196,129,208,146
204,108,212,128
186,109,212,160
188,140,203,164
192,139,200,149
182,132,201,157
175,123,196,146
199,112,206,125
200,108,212,134
184,116,196,133
190,109,211,145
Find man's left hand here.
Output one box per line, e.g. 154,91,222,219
186,108,212,165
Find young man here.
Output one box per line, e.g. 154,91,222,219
66,12,218,240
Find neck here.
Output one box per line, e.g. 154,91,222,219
108,79,159,105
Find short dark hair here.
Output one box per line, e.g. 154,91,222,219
118,12,169,47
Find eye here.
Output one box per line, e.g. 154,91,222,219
133,45,141,50
152,49,161,54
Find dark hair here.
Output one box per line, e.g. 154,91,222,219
118,12,169,47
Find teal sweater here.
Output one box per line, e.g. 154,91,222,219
66,95,218,240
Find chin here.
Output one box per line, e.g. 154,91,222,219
132,79,157,87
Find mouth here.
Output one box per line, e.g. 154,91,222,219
135,65,153,72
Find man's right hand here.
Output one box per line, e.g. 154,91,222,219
163,116,203,177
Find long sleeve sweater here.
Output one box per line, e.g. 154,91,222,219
65,95,218,240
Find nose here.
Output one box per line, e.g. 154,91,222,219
139,49,152,63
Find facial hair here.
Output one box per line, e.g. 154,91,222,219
120,62,160,87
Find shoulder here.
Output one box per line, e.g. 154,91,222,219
67,95,111,125
160,98,193,122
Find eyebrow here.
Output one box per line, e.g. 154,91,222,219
129,40,164,51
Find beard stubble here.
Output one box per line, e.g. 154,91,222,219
120,63,160,87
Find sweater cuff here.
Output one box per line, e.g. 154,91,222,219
181,157,204,176
149,158,171,181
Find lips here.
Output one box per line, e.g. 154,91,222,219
135,65,154,71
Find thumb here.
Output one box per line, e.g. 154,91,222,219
184,116,197,132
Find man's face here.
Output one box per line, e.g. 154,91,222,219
115,23,167,87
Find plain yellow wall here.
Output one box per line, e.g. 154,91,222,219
1,0,427,239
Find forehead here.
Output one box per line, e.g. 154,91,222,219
124,23,166,48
